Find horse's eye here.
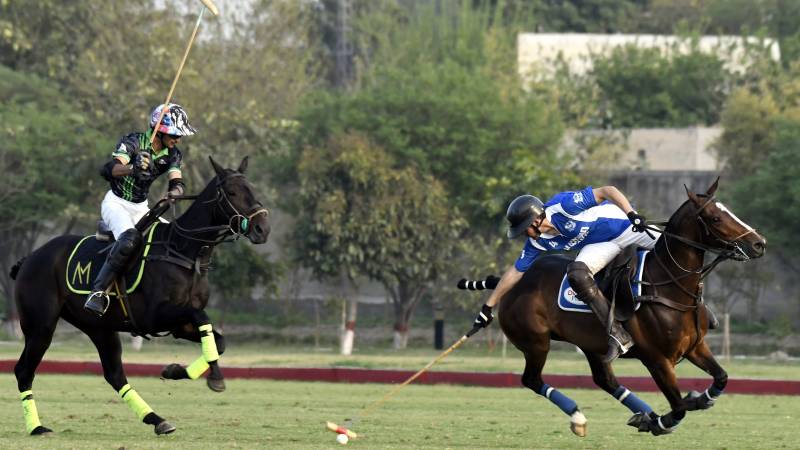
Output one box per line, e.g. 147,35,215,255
226,191,236,196
712,216,721,223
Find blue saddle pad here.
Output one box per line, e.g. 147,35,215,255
557,249,649,313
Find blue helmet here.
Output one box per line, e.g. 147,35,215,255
149,103,196,136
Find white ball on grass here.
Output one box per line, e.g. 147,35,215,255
336,433,349,445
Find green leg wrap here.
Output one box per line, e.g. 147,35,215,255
199,324,219,362
118,384,154,421
20,390,42,434
186,356,210,379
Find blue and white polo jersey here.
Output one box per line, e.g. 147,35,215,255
514,186,631,272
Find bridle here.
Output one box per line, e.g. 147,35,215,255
647,195,757,281
168,172,269,245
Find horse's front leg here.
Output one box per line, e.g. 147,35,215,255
683,340,726,411
157,308,226,392
628,357,686,436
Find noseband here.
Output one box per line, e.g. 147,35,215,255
213,173,270,237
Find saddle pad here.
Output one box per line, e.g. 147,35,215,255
66,224,159,295
557,249,649,313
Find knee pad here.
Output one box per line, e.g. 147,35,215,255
567,261,598,299
116,229,143,257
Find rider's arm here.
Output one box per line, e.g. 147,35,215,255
484,265,525,308
593,186,635,215
109,156,134,178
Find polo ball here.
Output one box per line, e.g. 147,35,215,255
336,433,349,445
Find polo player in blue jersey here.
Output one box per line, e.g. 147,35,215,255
472,186,657,363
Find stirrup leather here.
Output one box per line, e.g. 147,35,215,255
84,291,110,316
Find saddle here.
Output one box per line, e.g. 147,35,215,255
557,246,645,322
596,245,641,322
66,223,159,295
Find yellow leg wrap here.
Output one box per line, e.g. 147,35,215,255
199,324,219,362
118,384,154,421
20,390,42,434
186,356,210,379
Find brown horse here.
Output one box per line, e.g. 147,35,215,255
489,179,765,436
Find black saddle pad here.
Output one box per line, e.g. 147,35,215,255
66,224,159,295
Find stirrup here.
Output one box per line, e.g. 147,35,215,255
84,291,110,317
603,336,632,363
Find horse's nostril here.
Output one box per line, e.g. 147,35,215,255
254,225,262,235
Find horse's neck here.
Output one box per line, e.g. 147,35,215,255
651,204,706,294
169,182,226,257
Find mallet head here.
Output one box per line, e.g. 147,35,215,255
199,0,220,16
326,421,358,439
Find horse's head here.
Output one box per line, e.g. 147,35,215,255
685,178,766,260
209,156,271,244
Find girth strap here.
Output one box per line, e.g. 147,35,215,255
636,295,697,312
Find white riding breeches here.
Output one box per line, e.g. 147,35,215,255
100,190,149,239
575,226,660,274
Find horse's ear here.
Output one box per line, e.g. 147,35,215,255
209,156,225,178
706,177,720,196
238,156,249,174
685,184,701,205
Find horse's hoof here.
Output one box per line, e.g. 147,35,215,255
627,412,652,431
684,390,715,410
30,425,53,436
570,422,587,437
570,410,587,437
207,376,226,392
161,363,189,380
154,421,176,435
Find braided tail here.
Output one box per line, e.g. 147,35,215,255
457,275,500,291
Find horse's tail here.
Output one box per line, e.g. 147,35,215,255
457,275,500,291
10,256,26,280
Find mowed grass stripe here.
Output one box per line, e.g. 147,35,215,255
0,374,796,449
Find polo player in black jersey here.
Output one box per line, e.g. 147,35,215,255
84,103,195,317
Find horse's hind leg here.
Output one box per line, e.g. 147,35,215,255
683,341,726,411
584,352,653,415
520,337,587,437
85,329,176,435
15,326,57,435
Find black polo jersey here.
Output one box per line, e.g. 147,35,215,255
107,130,183,203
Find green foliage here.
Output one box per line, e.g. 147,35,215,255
730,118,800,267
713,88,779,176
591,44,729,127
0,64,107,312
292,133,464,328
208,240,284,315
297,3,571,233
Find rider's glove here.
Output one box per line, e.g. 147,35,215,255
473,303,494,328
627,211,647,233
134,151,151,171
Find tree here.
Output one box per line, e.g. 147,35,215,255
292,133,465,349
0,65,107,336
730,118,800,274
208,240,283,328
591,43,730,128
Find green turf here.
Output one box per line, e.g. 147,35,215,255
0,374,796,449
2,336,799,380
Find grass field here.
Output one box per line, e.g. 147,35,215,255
2,334,799,380
1,374,797,449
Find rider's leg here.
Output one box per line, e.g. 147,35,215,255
568,260,633,363
84,228,142,316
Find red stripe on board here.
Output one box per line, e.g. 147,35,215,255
0,360,798,395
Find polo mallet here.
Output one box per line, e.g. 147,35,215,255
325,324,484,439
149,0,220,146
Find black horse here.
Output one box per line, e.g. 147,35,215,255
9,156,270,435
462,179,766,436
